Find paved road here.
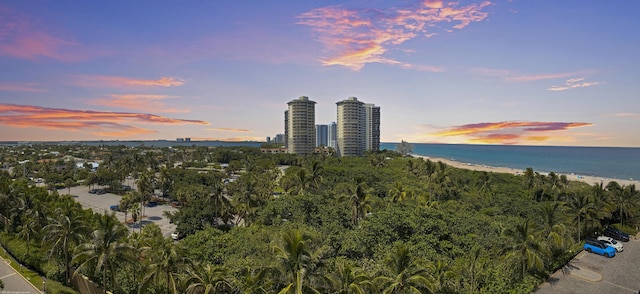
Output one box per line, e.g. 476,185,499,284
64,186,177,238
0,251,41,294
536,235,640,293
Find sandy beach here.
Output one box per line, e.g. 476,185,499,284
412,154,640,187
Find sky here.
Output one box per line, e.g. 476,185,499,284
1,0,639,147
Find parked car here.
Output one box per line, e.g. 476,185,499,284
583,238,616,257
171,231,185,240
89,188,98,194
603,227,630,242
109,205,120,212
597,236,624,252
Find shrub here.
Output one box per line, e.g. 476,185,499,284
45,280,78,294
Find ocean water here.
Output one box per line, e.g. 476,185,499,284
380,143,640,181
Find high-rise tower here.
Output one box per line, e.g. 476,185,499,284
365,103,381,152
328,121,337,148
315,124,328,147
336,97,380,156
286,96,316,155
336,97,365,157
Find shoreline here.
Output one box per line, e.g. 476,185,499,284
412,154,640,187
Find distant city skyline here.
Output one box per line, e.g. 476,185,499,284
1,1,639,147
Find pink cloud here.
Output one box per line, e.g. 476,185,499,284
74,75,185,88
0,6,88,61
0,103,208,138
547,78,605,91
297,1,493,70
470,68,595,82
432,121,593,144
91,94,189,113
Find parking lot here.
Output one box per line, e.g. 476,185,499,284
64,186,177,238
536,235,640,293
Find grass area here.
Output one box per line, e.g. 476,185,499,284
0,247,44,291
611,223,639,236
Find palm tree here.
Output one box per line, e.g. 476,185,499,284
0,191,24,233
183,263,235,294
346,177,372,226
567,192,596,241
369,153,388,168
323,260,373,294
120,193,134,225
231,175,262,227
538,201,572,270
502,218,546,278
272,230,328,294
74,212,136,293
65,178,75,195
42,212,89,284
615,184,639,227
236,266,273,294
288,168,311,196
16,207,46,255
430,167,452,201
539,202,569,249
206,181,232,226
523,167,535,191
388,181,412,203
308,161,324,190
158,167,173,198
137,172,154,224
430,260,457,293
140,237,189,294
16,216,40,259
375,243,434,294
462,246,483,293
591,182,614,217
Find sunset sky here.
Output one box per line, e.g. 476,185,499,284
1,1,639,146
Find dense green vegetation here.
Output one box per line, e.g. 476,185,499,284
0,144,638,293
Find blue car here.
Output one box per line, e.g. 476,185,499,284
584,238,615,257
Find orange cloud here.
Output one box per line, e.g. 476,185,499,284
433,121,593,144
74,75,185,88
206,128,252,133
298,1,492,70
0,6,86,61
547,78,605,91
91,94,188,113
614,112,640,117
424,1,444,9
614,113,640,119
0,82,43,92
467,133,520,144
0,104,208,138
